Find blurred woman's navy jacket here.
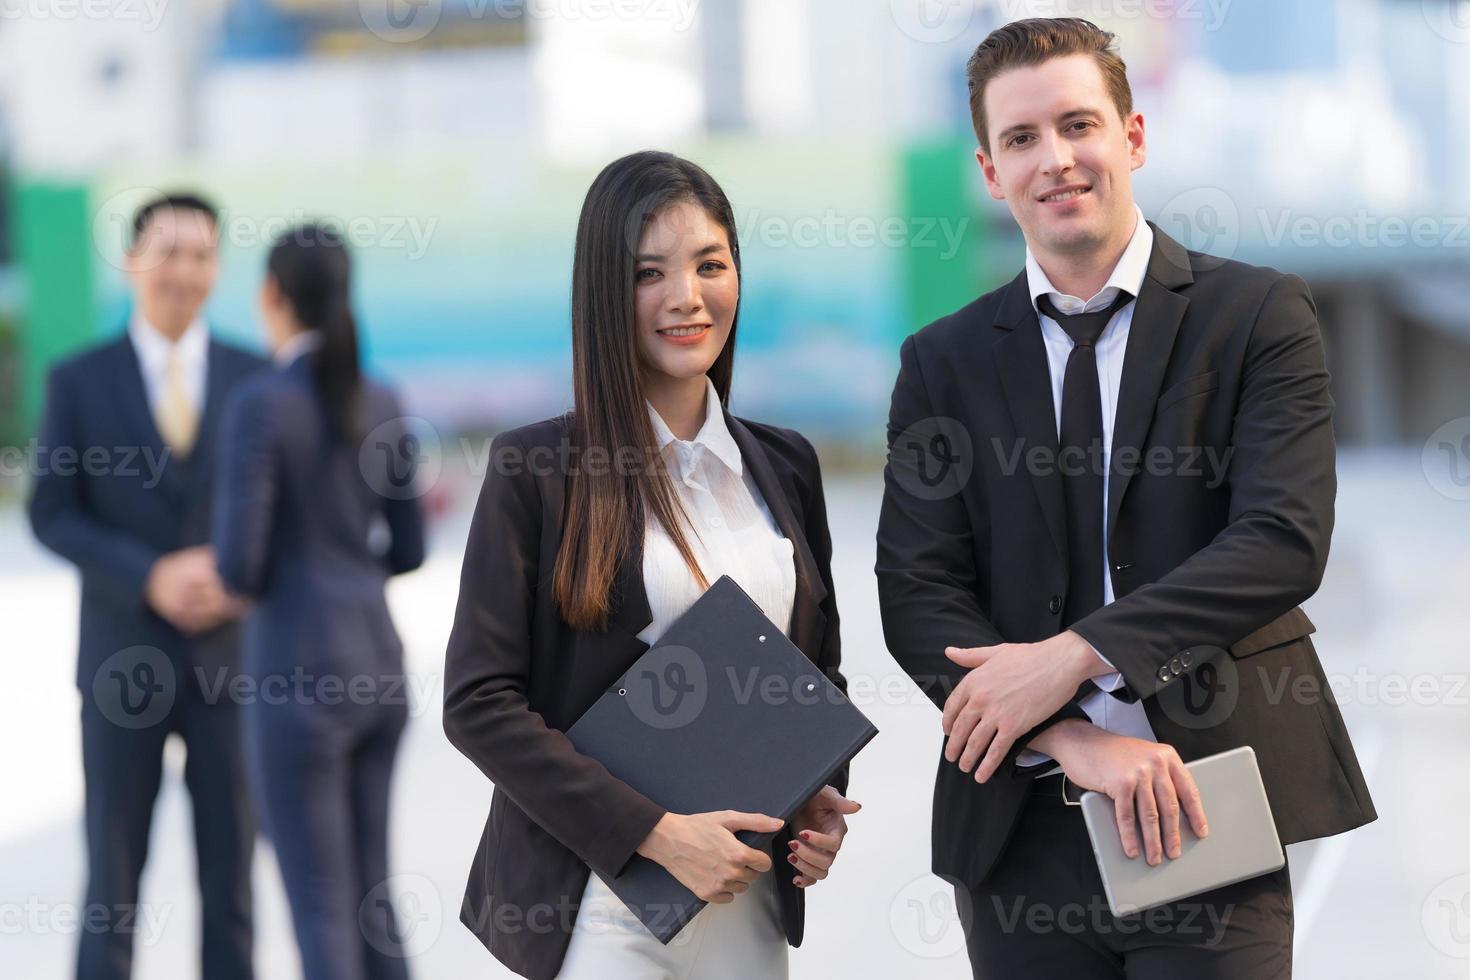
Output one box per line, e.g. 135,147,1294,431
211,350,426,677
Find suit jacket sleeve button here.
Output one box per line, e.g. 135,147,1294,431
1048,595,1062,614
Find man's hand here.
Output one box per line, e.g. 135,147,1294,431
941,630,1110,783
786,785,862,889
144,546,249,635
1033,719,1210,865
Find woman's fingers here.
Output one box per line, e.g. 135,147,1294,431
795,828,841,854
788,840,833,871
788,851,827,880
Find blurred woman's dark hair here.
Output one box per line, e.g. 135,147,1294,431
553,150,742,632
267,224,362,445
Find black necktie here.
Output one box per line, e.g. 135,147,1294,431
1037,289,1134,627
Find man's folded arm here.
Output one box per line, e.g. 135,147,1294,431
877,334,1090,776
1071,273,1334,696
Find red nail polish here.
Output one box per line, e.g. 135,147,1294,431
787,840,798,849
800,831,810,841
788,854,798,863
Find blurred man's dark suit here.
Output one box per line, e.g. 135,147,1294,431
28,327,266,980
876,221,1376,975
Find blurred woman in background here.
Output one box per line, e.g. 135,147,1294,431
213,224,426,980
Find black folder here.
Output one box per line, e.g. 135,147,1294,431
564,575,878,943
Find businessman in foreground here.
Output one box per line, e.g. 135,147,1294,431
876,17,1375,976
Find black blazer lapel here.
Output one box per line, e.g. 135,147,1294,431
606,534,655,645
991,268,1068,567
182,338,234,501
1106,222,1193,542
113,332,183,497
725,413,828,661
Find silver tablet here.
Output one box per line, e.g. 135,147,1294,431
1079,745,1284,917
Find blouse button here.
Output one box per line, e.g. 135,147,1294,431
709,516,724,528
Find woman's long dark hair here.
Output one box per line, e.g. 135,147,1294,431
553,151,742,632
267,224,362,444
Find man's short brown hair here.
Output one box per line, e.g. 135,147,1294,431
966,17,1133,155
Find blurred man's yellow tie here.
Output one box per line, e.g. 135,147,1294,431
155,348,198,457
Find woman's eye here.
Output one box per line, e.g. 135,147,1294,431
636,268,660,282
700,260,727,274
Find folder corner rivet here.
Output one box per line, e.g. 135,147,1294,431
618,688,626,696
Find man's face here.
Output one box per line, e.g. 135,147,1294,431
125,206,220,330
976,53,1145,260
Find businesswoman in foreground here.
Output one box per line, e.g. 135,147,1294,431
213,224,426,980
443,151,860,980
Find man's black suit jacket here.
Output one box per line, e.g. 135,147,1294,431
29,330,268,687
876,221,1377,891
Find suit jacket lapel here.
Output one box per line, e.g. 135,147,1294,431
182,338,232,500
1106,222,1193,542
606,533,655,645
725,412,827,661
992,268,1068,566
113,332,182,496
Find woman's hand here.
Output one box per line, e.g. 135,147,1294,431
635,810,782,904
786,785,862,888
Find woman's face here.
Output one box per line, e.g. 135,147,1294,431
632,200,738,384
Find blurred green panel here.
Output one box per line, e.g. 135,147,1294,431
899,138,984,340
12,181,95,434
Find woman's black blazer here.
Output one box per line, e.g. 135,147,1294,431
443,409,848,980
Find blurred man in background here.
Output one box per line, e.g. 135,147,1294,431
28,193,267,980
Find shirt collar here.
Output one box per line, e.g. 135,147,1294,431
1024,202,1152,316
274,329,323,366
646,375,743,477
129,311,208,372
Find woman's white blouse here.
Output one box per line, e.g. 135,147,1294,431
637,378,797,647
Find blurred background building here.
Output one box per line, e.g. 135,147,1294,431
2,0,1468,453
